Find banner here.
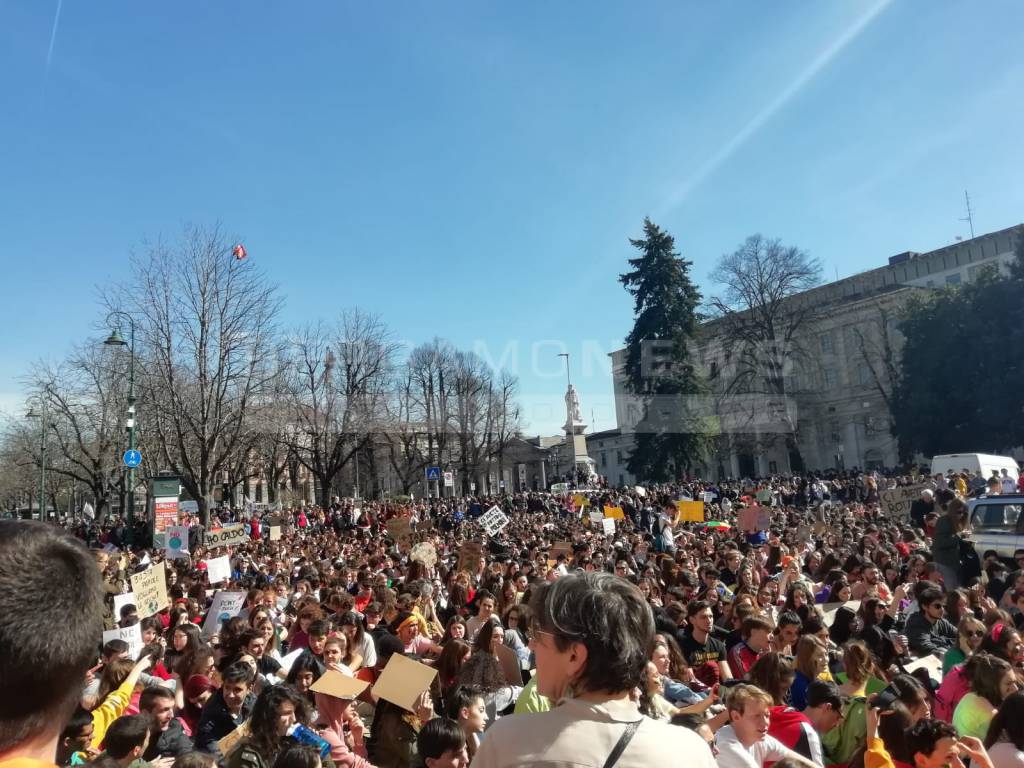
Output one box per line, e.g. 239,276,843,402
880,485,924,520
204,524,249,549
165,525,190,559
202,591,246,637
129,563,168,617
603,506,625,520
479,505,509,536
675,500,705,523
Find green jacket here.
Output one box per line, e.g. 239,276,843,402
822,695,867,766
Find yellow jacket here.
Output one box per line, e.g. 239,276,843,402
865,736,895,768
89,678,135,749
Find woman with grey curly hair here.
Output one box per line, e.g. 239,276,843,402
472,572,716,768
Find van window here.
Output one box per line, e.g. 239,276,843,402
972,503,1021,531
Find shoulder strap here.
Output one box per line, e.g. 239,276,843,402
602,719,642,768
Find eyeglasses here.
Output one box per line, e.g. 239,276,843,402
965,630,985,638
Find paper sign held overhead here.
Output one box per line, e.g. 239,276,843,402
204,555,231,585
165,525,190,560
269,526,282,541
204,524,249,549
201,591,246,637
310,669,369,700
479,505,509,536
603,506,624,520
458,541,484,574
372,652,437,712
602,517,616,535
129,563,168,618
386,516,413,543
103,624,143,659
675,500,704,523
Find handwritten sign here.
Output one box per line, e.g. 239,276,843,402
103,624,144,659
165,525,190,559
458,541,484,575
675,500,705,523
202,591,246,637
386,516,412,544
204,524,249,549
573,494,589,509
269,525,282,541
880,485,924,520
602,517,616,535
480,505,509,536
129,563,168,618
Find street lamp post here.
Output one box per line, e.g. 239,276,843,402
26,387,51,521
104,312,137,541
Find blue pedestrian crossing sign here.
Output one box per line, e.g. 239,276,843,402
123,449,142,468
425,466,441,481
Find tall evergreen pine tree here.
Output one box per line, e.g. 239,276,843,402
619,218,711,481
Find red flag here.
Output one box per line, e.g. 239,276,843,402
232,243,247,260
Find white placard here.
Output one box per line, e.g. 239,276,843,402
703,492,714,503
165,525,190,559
113,592,137,618
103,624,144,659
204,555,231,585
602,518,616,535
269,526,282,541
480,505,509,536
589,510,604,524
202,591,246,637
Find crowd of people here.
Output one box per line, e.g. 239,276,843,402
3,469,1024,768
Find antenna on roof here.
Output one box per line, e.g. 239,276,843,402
960,190,976,239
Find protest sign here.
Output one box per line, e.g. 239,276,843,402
551,483,569,494
675,500,705,523
573,494,589,509
549,541,573,561
754,504,772,530
204,555,231,585
372,652,438,712
311,669,369,700
113,591,136,618
603,506,625,520
458,541,484,575
129,563,168,617
480,505,509,536
165,525,190,559
103,624,143,659
634,486,647,497
821,600,861,628
386,516,412,544
880,485,924,520
204,524,249,549
202,591,246,637
217,722,249,758
904,654,944,681
589,510,604,525
602,517,616,535
410,542,438,567
702,492,715,504
269,526,282,541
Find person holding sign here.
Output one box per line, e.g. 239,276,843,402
471,572,716,768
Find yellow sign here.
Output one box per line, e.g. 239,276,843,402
603,506,625,520
675,500,705,523
573,494,589,509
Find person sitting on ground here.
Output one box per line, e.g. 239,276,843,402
444,686,487,763
905,587,957,656
194,662,257,757
416,718,468,768
714,684,818,768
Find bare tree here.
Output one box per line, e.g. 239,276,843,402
407,339,457,479
114,224,283,525
282,311,397,505
708,234,823,466
851,301,901,430
383,364,431,494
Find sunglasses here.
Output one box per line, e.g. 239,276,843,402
965,630,985,638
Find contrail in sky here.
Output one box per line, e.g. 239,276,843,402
45,0,64,79
657,0,894,215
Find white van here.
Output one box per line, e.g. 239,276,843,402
930,453,1020,481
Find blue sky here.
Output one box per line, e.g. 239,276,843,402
2,1,1022,436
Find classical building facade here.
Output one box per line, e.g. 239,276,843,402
608,225,1022,480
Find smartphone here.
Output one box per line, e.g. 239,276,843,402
872,684,899,711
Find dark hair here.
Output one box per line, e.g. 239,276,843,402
970,652,1013,706
444,685,484,721
104,715,152,759
473,618,502,654
271,743,321,768
686,600,711,618
985,691,1024,749
905,719,958,761
308,620,330,639
139,685,176,713
747,652,795,706
222,660,256,686
103,639,130,658
777,610,802,629
417,717,466,761
60,707,94,739
529,572,653,695
806,680,843,711
829,607,859,645
0,522,104,753
917,587,944,608
285,653,322,687
173,753,216,768
249,685,311,763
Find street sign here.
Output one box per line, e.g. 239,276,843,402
443,471,454,487
123,449,142,468
426,466,441,481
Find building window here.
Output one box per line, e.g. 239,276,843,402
616,450,624,463
945,273,962,285
601,452,607,468
768,461,778,474
820,334,832,354
823,369,835,390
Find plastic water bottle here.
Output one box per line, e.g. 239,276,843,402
286,724,330,759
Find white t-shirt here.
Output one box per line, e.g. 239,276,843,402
988,741,1024,768
715,724,814,768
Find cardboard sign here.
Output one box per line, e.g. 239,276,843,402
129,563,169,617
603,506,625,520
113,591,137,618
202,591,246,637
204,524,249,549
602,518,616,535
675,500,705,523
480,505,509,536
410,542,438,567
310,669,369,700
217,721,249,758
165,525,190,559
634,486,647,498
821,600,861,628
269,526,282,541
903,653,944,680
387,516,413,543
880,485,925,520
372,652,438,712
573,494,589,509
458,541,484,574
204,555,231,585
549,541,573,561
103,624,143,659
